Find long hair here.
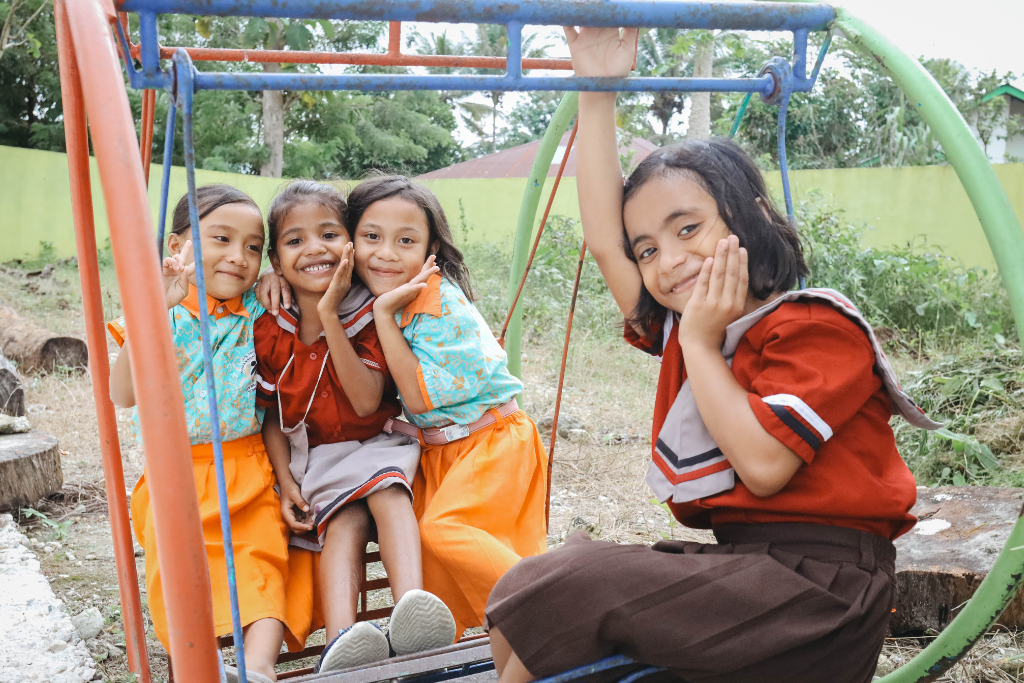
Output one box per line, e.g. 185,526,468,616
622,137,807,337
266,180,348,253
345,174,475,300
169,184,261,236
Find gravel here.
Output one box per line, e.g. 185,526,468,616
0,514,98,683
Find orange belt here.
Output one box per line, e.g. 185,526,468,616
383,399,519,446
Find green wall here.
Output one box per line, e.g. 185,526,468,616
2,144,1023,269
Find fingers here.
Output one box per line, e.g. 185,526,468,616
281,280,292,311
737,247,749,302
721,236,741,303
707,238,730,301
180,240,193,264
621,26,640,52
562,26,578,43
693,256,713,303
269,279,281,316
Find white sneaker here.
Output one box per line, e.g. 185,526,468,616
315,622,390,673
388,589,457,656
222,665,273,683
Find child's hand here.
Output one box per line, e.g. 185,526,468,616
279,483,315,534
562,26,638,78
163,240,196,309
679,236,749,351
372,256,440,318
317,243,354,322
255,266,292,316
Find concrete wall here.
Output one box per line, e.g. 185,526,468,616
2,144,1024,269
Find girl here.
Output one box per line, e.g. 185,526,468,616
108,185,296,683
254,181,456,674
348,175,549,640
484,28,939,683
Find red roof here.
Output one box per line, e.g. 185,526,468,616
418,130,660,179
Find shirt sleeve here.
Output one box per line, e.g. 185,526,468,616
408,290,506,411
352,324,390,381
623,316,665,357
253,314,279,409
107,317,127,348
747,313,881,463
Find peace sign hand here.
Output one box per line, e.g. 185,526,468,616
163,240,196,309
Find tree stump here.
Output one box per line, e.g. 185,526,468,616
0,307,88,374
892,486,1024,634
0,430,61,511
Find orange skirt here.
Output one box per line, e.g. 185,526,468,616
413,410,548,636
131,433,300,650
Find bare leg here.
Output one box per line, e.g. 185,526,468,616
490,628,534,683
320,502,371,638
242,618,285,681
366,486,422,604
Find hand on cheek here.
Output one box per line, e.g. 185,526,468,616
679,235,748,351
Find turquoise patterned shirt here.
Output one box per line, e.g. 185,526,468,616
108,285,265,446
396,274,521,428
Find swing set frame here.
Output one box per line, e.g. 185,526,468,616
52,1,1024,682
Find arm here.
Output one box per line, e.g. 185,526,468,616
108,241,196,409
317,244,385,417
255,265,293,316
262,406,315,533
680,237,802,497
564,27,644,319
372,258,440,415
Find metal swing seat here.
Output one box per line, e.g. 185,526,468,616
52,1,1024,682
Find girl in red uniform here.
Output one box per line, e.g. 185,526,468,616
485,28,939,683
255,181,455,674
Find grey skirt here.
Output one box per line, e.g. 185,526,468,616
485,523,896,683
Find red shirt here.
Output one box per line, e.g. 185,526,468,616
628,301,917,540
254,310,401,447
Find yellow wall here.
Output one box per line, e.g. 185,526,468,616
3,144,1023,268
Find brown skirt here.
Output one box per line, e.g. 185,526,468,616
485,523,896,683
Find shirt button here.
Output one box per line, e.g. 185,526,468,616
217,306,224,313
321,391,329,398
310,352,317,360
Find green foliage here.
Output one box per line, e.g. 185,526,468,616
797,195,1015,347
0,0,63,151
19,507,71,541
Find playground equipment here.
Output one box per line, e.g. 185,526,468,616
52,1,1024,682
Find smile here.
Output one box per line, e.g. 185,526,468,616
668,272,699,295
301,262,335,273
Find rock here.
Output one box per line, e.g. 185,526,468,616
70,608,104,641
0,414,30,434
892,486,1024,634
536,413,586,438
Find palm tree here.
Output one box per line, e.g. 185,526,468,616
635,28,688,141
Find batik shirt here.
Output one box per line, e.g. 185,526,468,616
107,285,265,446
397,274,521,428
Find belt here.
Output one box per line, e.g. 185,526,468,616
383,399,519,446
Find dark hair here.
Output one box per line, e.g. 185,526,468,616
345,174,475,300
267,180,349,253
622,137,808,337
169,184,262,236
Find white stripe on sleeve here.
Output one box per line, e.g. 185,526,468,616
762,394,833,441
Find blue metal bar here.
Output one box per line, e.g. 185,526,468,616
172,48,249,683
777,91,794,222
506,21,523,81
792,29,808,80
114,15,171,90
119,0,835,30
188,72,779,94
138,11,161,78
534,656,638,683
618,666,665,683
157,99,176,258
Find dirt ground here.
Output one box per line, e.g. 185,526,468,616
3,260,1023,682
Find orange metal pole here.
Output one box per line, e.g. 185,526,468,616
61,2,220,681
140,89,155,187
53,3,152,680
388,21,401,56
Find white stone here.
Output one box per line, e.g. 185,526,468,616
69,608,103,641
914,518,952,536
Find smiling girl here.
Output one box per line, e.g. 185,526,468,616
108,185,295,683
483,28,939,683
254,181,455,673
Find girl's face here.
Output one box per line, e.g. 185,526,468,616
270,202,350,296
622,173,731,314
166,202,265,301
352,197,433,297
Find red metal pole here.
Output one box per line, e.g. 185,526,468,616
388,21,401,56
53,3,152,680
61,2,220,681
140,89,156,187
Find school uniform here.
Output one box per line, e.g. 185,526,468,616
383,274,548,637
108,285,299,652
485,289,937,683
253,284,419,650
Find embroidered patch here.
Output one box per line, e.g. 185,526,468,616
240,348,257,377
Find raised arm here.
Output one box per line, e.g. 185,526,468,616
564,27,644,319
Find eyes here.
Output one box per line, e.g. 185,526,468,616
210,234,264,254
633,222,702,263
358,231,418,246
284,230,342,247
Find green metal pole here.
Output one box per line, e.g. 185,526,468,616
505,91,579,379
833,9,1024,682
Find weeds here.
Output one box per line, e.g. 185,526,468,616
19,507,73,541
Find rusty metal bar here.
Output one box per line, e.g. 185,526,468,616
61,2,220,680
139,88,156,187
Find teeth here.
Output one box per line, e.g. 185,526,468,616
302,263,333,272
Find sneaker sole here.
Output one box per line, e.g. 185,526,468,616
389,590,457,656
319,622,390,673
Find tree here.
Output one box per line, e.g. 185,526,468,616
0,0,46,62
0,0,62,150
632,28,688,143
